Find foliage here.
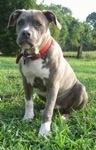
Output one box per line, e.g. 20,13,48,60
0,0,38,56
86,12,96,29
65,17,84,51
46,4,67,50
91,29,96,47
0,56,96,149
0,1,96,56
86,12,96,50
81,22,92,50
48,4,83,51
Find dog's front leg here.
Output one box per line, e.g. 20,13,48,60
38,83,59,137
22,76,34,120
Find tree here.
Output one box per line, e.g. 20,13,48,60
48,4,71,50
91,29,96,48
0,1,95,56
81,22,92,50
65,16,84,56
86,12,96,50
86,12,96,29
0,0,38,55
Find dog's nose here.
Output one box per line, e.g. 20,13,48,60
22,30,31,38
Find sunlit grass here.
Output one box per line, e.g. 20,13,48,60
0,56,96,150
64,50,96,59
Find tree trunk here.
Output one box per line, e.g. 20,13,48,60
77,45,82,59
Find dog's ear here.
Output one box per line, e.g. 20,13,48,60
7,9,24,28
43,10,62,30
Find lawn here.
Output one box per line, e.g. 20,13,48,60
0,56,96,150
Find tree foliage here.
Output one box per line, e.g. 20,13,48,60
86,12,96,50
0,0,38,55
0,1,96,56
86,12,96,29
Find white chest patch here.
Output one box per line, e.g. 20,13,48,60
21,58,50,85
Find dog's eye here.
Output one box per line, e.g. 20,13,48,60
18,20,24,26
35,21,42,27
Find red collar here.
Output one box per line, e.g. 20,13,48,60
16,39,52,64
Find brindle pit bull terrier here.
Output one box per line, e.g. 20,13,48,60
7,9,88,137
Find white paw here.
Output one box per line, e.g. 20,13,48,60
23,110,34,120
23,100,34,120
38,122,51,137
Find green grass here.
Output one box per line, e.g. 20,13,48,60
64,51,96,59
0,56,96,150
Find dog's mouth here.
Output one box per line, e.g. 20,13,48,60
18,39,35,52
19,39,33,47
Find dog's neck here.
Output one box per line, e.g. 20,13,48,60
38,31,51,54
16,36,52,64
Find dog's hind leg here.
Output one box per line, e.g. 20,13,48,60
76,85,88,110
57,82,88,115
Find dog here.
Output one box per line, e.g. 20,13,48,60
7,9,88,137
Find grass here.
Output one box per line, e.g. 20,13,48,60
64,50,96,59
0,55,96,150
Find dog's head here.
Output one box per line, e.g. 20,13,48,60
8,9,61,54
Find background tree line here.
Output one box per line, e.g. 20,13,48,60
0,0,96,57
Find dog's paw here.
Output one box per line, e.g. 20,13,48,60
38,122,51,137
23,110,34,121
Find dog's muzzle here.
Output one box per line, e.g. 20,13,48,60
17,30,33,48
22,30,31,39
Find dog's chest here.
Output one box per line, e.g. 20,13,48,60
21,58,50,86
